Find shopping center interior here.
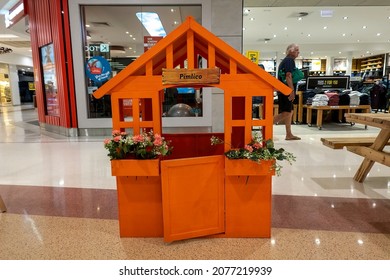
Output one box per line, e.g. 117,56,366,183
1,0,390,260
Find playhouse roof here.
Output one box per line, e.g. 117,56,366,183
93,16,290,98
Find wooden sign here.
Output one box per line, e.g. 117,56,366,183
162,68,220,85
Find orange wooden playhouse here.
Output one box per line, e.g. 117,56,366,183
93,17,290,242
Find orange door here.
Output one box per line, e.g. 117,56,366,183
161,155,225,242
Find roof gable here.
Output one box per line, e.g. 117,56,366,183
93,16,290,98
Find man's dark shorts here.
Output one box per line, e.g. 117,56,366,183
277,92,293,113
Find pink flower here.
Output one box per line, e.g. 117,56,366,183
104,139,111,144
112,130,121,136
113,136,121,142
244,145,253,152
132,134,144,143
253,142,263,149
153,134,163,146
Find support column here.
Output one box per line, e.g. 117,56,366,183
346,51,353,76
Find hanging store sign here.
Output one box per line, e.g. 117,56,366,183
246,50,259,64
162,68,220,85
306,76,350,90
144,36,163,52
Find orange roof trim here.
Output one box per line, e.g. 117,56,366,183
93,16,291,99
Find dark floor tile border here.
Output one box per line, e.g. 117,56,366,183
1,185,390,234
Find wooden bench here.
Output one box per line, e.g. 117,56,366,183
321,137,390,149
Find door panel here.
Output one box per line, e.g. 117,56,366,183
161,155,225,242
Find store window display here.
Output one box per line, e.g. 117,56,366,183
81,5,202,119
0,63,11,105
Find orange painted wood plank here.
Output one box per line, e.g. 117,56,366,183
116,175,163,237
225,174,272,237
208,43,215,68
111,159,160,176
166,44,173,68
161,156,225,242
187,30,195,69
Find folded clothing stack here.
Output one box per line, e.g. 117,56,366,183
348,91,360,106
311,94,329,106
325,91,340,106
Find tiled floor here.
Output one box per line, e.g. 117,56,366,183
1,105,390,260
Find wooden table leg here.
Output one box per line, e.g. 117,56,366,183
298,94,303,123
317,109,323,129
0,195,6,213
293,104,297,123
307,107,312,126
353,129,390,182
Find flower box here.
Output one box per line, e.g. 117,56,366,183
111,159,160,177
225,158,275,176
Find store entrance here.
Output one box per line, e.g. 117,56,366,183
18,69,35,105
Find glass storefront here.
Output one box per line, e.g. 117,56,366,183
81,5,202,119
0,63,11,105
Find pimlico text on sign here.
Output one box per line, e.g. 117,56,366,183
162,68,220,85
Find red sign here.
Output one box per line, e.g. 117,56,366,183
144,36,163,52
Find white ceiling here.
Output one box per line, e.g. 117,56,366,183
83,5,201,58
0,0,31,58
1,0,390,62
243,1,390,60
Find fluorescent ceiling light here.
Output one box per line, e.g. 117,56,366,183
321,10,333,17
0,34,19,38
136,12,166,36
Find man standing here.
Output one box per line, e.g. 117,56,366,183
274,43,301,140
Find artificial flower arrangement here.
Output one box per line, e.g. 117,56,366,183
104,130,173,160
210,132,296,176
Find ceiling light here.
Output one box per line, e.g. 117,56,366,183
362,25,367,29
250,17,254,21
376,33,381,36
323,26,327,29
284,27,287,30
298,17,302,21
342,33,346,36
320,10,333,17
136,12,166,36
0,34,18,38
343,16,348,20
